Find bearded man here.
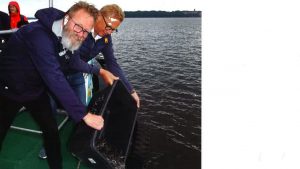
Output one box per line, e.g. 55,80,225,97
0,1,117,169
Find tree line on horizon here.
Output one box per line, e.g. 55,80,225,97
124,10,201,18
27,10,201,20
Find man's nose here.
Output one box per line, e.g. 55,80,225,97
76,31,86,41
107,30,112,35
77,31,85,38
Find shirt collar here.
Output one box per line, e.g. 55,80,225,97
94,35,102,41
52,19,63,38
91,30,102,41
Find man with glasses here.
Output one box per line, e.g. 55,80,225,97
39,4,140,160
0,2,118,169
67,4,140,110
93,4,140,107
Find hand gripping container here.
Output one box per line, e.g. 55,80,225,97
69,80,138,169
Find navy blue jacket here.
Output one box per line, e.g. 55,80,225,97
0,11,10,40
0,8,88,122
79,34,133,92
0,11,9,31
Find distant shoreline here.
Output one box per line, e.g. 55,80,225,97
124,10,201,18
28,10,201,20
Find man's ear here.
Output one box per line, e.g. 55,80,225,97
64,15,69,25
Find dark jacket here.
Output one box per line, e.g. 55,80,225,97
79,34,133,92
62,49,100,75
0,8,87,122
0,11,10,41
0,11,10,30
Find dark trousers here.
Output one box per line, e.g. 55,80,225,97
0,93,62,169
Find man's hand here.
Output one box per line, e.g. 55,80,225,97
99,68,119,85
83,112,104,130
131,91,140,108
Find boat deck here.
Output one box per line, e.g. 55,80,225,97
0,111,90,169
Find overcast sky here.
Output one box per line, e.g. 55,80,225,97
0,0,201,17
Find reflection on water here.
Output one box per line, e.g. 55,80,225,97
112,18,201,169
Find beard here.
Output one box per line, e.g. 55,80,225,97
61,26,83,52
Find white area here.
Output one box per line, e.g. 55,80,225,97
202,0,300,169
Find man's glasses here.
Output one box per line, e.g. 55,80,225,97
101,14,117,32
69,17,90,38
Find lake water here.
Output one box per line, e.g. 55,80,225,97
111,18,201,169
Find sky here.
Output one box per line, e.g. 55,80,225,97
0,0,201,17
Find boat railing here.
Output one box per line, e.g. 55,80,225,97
0,17,36,35
0,29,18,35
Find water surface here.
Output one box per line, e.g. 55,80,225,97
112,18,201,169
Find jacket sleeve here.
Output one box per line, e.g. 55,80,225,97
100,36,134,92
79,34,97,62
80,35,134,92
24,30,87,122
67,51,100,74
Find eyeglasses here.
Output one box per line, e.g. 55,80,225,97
69,17,90,38
101,14,117,32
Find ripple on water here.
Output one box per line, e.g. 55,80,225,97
111,18,201,169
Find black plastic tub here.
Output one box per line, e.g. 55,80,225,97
69,80,138,169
